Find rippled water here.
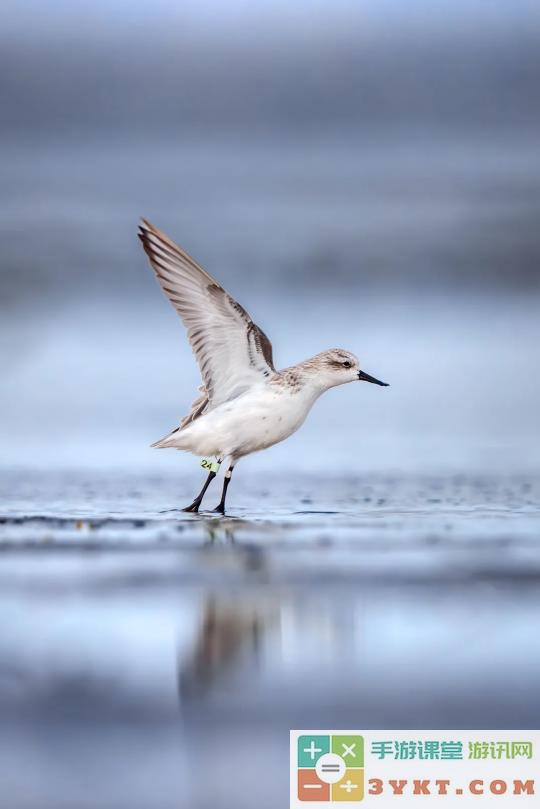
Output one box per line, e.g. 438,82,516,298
0,470,539,808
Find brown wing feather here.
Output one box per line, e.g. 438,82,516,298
139,220,276,420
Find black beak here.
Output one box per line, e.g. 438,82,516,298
358,369,389,386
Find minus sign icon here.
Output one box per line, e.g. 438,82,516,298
304,785,322,789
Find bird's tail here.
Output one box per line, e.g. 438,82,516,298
150,428,181,449
152,386,208,448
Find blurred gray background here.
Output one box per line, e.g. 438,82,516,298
1,0,539,476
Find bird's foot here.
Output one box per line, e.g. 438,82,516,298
211,504,225,515
181,501,201,513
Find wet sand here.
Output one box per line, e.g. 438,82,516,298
0,470,539,808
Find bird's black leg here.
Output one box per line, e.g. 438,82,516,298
212,465,234,514
182,470,216,513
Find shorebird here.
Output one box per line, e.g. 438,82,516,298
139,220,388,513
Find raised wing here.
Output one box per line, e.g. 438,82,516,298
138,220,275,409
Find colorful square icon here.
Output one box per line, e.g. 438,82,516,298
298,735,331,768
332,769,364,802
297,734,364,802
298,769,331,801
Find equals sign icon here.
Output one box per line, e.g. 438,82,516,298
321,765,341,772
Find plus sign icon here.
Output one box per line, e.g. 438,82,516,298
296,734,364,802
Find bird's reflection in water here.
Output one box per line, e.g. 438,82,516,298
179,585,364,703
195,519,268,575
178,592,279,697
178,519,275,697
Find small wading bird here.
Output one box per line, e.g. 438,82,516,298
139,221,389,514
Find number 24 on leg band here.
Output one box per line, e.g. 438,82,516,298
200,459,220,474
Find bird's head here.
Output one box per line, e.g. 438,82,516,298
308,349,389,391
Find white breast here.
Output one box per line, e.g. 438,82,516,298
171,383,318,459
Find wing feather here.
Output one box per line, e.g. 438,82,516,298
138,220,275,411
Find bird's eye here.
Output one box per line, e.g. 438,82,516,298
343,360,351,368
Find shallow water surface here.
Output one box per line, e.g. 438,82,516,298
0,470,539,809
